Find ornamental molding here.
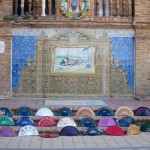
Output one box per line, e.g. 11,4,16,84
12,28,135,37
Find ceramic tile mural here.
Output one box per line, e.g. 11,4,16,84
110,37,134,90
53,47,95,73
12,36,37,89
12,29,135,97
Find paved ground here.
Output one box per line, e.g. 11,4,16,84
0,133,150,149
0,98,150,149
0,98,150,109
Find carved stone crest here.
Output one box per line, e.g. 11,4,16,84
60,0,90,19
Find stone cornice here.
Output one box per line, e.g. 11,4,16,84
0,17,134,29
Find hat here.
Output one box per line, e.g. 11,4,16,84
119,116,135,127
105,126,125,136
134,107,150,116
84,127,103,136
0,116,15,126
79,117,96,127
16,106,33,116
98,117,116,127
15,117,35,126
57,117,77,127
55,107,74,116
96,107,114,116
37,116,56,127
0,107,13,117
115,107,134,116
127,124,141,135
60,126,79,136
0,127,16,137
18,125,39,136
76,107,95,117
35,108,53,117
140,122,150,132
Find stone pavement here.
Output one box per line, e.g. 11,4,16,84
0,133,150,149
0,98,150,109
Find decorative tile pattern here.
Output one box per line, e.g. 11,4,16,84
110,37,134,89
12,36,37,89
12,28,135,37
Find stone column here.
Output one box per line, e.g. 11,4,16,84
55,0,61,18
125,0,129,16
28,0,32,15
105,0,109,17
122,0,126,16
116,0,120,16
96,0,99,16
99,0,103,17
20,0,25,16
48,0,51,16
41,0,46,16
35,0,39,16
109,0,113,16
89,0,94,17
128,0,132,16
14,0,18,16
103,0,106,16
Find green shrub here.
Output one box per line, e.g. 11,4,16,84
3,16,17,21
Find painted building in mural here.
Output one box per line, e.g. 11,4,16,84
0,0,149,99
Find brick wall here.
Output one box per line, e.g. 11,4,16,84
135,30,150,97
0,29,12,98
134,0,150,98
0,0,13,20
